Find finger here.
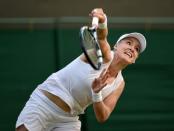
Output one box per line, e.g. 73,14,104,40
99,69,106,78
91,12,105,18
92,8,103,14
98,82,107,91
101,82,107,88
101,73,109,83
98,71,109,83
92,9,104,15
98,76,108,88
95,82,106,92
92,77,108,93
92,78,102,92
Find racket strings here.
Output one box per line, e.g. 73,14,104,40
80,26,103,70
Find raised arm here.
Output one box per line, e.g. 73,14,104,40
90,8,112,63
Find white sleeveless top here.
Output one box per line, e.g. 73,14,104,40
37,52,124,115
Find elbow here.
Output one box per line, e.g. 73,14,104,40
94,105,112,123
96,115,109,123
97,118,107,123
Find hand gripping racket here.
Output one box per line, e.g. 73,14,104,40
79,17,103,70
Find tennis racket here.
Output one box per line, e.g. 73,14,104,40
79,17,103,70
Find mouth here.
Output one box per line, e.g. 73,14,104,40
124,50,133,58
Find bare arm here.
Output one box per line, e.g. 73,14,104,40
93,80,125,123
90,8,112,63
92,69,125,123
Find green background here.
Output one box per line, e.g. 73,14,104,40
0,27,174,131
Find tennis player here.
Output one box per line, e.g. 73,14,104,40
16,8,146,131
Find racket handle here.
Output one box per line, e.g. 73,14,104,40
92,17,99,29
97,50,103,63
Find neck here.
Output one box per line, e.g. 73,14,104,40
108,55,128,77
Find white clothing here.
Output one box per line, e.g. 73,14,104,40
16,89,81,131
16,52,124,130
37,52,124,115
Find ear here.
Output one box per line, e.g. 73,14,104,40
113,45,117,51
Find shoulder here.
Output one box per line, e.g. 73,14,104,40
119,74,125,89
102,50,114,65
112,80,125,96
115,72,125,91
120,80,125,89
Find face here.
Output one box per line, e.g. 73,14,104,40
114,37,141,64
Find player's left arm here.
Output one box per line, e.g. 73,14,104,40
93,80,125,123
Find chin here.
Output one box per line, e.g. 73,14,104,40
122,56,133,64
117,54,135,64
124,60,133,65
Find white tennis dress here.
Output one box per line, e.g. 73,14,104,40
16,52,124,131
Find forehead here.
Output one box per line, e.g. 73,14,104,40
119,37,141,47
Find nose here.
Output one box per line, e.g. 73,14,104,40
129,46,134,53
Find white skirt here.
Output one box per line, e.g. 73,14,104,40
16,89,81,131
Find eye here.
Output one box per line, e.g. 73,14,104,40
127,41,131,45
135,47,140,53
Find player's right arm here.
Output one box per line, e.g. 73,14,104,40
90,8,112,63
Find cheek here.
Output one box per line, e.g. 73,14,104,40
133,54,139,61
116,45,125,53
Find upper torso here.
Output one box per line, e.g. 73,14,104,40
37,53,124,115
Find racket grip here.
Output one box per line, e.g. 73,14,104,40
92,17,99,29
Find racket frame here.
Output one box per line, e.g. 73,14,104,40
79,26,103,70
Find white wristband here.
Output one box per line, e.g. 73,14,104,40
92,90,103,103
98,14,107,29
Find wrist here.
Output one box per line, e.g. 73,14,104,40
98,14,107,29
92,90,103,103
